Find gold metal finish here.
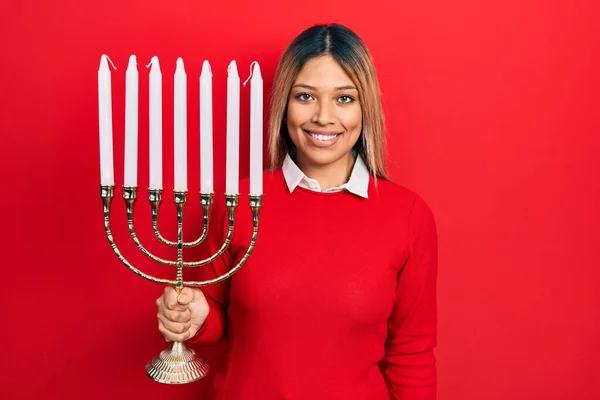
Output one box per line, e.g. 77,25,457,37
126,187,179,267
173,190,187,291
101,184,263,384
152,192,214,248
128,192,237,268
146,342,209,384
101,185,174,285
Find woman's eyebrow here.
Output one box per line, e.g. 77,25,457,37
292,84,317,90
292,84,357,91
334,85,357,91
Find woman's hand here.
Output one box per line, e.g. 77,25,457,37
156,287,210,342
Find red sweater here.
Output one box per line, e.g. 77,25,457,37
189,168,438,399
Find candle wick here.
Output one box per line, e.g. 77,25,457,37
146,57,157,69
243,61,258,87
104,54,117,71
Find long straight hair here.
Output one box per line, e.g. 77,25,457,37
268,23,388,179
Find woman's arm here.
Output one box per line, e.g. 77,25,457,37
188,200,234,346
383,193,438,399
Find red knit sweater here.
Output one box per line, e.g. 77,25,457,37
189,168,438,399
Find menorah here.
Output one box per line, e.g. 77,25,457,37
97,54,264,384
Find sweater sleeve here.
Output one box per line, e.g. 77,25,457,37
383,193,438,399
187,200,234,346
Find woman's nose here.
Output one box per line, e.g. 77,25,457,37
311,101,336,126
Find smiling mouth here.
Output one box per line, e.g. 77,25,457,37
303,130,342,142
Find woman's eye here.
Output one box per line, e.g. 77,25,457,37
296,93,314,101
338,95,354,104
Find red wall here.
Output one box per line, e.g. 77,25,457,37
1,1,598,399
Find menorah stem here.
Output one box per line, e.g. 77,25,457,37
145,189,211,384
174,190,187,291
171,341,184,354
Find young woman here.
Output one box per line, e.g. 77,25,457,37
156,23,438,399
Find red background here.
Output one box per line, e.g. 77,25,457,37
1,1,599,399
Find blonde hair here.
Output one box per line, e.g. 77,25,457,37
268,23,388,180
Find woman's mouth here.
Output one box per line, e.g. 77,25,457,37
303,130,342,147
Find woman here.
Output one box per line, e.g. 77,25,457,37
157,23,438,399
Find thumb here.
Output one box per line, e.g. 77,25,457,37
188,289,209,328
177,287,194,305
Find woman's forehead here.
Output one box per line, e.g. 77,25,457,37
293,55,355,89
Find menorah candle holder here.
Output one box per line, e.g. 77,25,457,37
100,185,262,384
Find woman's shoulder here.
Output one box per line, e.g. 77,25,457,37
374,177,415,197
372,178,436,221
371,178,420,204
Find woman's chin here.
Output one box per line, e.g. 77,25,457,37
297,149,354,168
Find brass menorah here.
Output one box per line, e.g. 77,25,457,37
100,186,262,383
97,54,264,384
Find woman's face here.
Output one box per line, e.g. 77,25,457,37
286,55,362,169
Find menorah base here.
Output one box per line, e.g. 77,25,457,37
146,341,210,384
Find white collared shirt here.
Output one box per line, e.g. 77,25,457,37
282,153,370,199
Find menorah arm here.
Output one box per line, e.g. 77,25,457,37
183,195,262,287
150,189,213,248
101,185,260,287
125,187,239,268
183,195,238,267
123,187,179,266
182,195,238,267
101,185,179,286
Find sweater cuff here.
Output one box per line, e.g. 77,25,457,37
188,297,226,346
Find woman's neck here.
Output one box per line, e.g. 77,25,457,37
295,151,355,190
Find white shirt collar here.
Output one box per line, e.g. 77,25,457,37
282,152,370,199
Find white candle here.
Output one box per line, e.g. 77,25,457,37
200,60,213,193
124,55,139,187
174,57,187,191
148,56,163,190
226,60,240,195
98,54,115,186
249,62,263,195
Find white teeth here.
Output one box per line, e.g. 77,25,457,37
307,132,338,141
